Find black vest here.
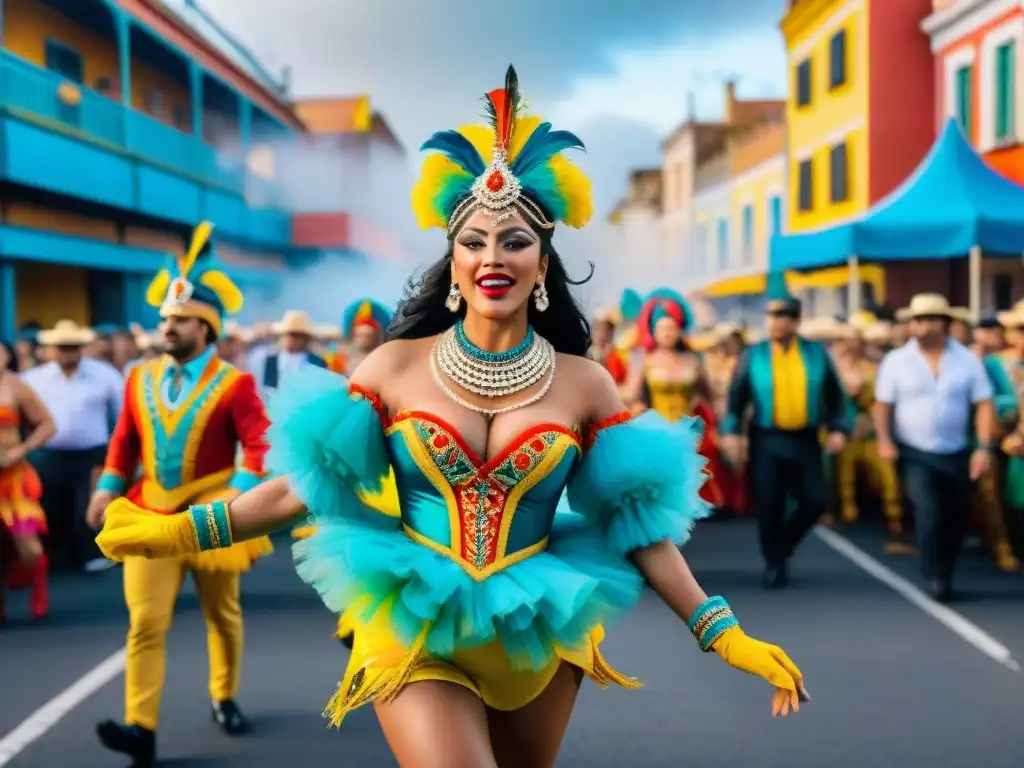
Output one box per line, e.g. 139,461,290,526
262,352,326,390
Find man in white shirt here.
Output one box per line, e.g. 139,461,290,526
24,320,124,573
873,295,994,602
249,310,326,399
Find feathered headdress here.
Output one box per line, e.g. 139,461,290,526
637,288,696,350
411,65,593,236
145,221,243,337
342,299,392,338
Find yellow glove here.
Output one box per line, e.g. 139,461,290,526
96,498,201,561
712,625,809,717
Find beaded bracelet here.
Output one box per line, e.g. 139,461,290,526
187,501,233,552
687,596,739,652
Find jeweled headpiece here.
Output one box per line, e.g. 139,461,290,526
145,221,243,337
637,289,695,351
342,299,392,338
411,65,593,236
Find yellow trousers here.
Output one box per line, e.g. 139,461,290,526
836,439,902,527
972,464,1019,571
123,556,243,730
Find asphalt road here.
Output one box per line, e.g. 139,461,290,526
1,521,1022,767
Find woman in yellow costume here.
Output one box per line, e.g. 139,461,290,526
97,66,808,766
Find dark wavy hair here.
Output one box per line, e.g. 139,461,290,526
0,341,17,373
386,225,594,356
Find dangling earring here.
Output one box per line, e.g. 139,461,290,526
445,283,462,312
533,283,549,312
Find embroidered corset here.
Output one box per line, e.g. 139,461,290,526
645,372,699,423
385,412,581,580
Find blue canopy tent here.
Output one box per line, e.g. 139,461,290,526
769,118,1024,316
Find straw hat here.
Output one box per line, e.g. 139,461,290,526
996,300,1024,329
713,321,744,340
272,310,316,336
314,323,343,342
594,307,622,327
745,326,766,343
222,320,252,343
861,321,893,345
687,330,719,353
848,310,877,329
798,316,847,341
37,320,97,347
895,293,965,322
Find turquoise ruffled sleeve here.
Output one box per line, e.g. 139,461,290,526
266,367,391,524
567,411,713,556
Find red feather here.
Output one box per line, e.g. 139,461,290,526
487,88,512,151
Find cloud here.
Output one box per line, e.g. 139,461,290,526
174,0,788,146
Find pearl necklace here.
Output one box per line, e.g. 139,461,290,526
435,322,553,398
430,323,556,417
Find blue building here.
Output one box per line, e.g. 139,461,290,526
0,0,308,337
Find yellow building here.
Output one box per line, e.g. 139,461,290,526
781,0,870,232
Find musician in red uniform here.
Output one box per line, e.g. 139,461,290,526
84,222,271,767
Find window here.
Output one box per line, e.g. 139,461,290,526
171,106,190,132
717,217,729,269
742,204,754,263
830,143,849,203
44,39,83,82
795,59,812,107
829,29,847,89
955,64,972,136
996,41,1016,142
143,88,164,118
769,195,782,236
798,159,813,212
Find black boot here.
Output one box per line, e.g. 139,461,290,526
96,720,155,767
212,699,249,735
762,561,789,589
928,579,953,603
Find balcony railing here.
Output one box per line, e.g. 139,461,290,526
0,51,251,196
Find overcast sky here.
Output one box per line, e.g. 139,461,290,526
172,0,789,218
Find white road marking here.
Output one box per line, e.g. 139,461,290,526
0,648,126,766
813,526,1021,673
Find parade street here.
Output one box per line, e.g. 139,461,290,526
1,520,1022,768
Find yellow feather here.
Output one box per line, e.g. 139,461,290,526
145,269,171,308
548,155,593,228
181,221,214,277
456,124,494,164
411,154,470,229
199,270,244,315
508,115,542,163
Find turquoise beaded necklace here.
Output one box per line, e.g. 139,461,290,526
454,320,534,363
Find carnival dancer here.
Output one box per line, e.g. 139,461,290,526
627,289,727,508
252,310,327,398
329,299,392,375
0,341,56,624
722,293,850,588
84,221,273,766
705,322,748,515
830,322,909,553
95,66,809,766
588,307,628,385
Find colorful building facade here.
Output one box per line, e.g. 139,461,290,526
780,0,937,309
0,0,396,338
923,0,1024,311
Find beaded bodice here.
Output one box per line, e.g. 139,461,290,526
645,371,699,423
384,411,581,581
